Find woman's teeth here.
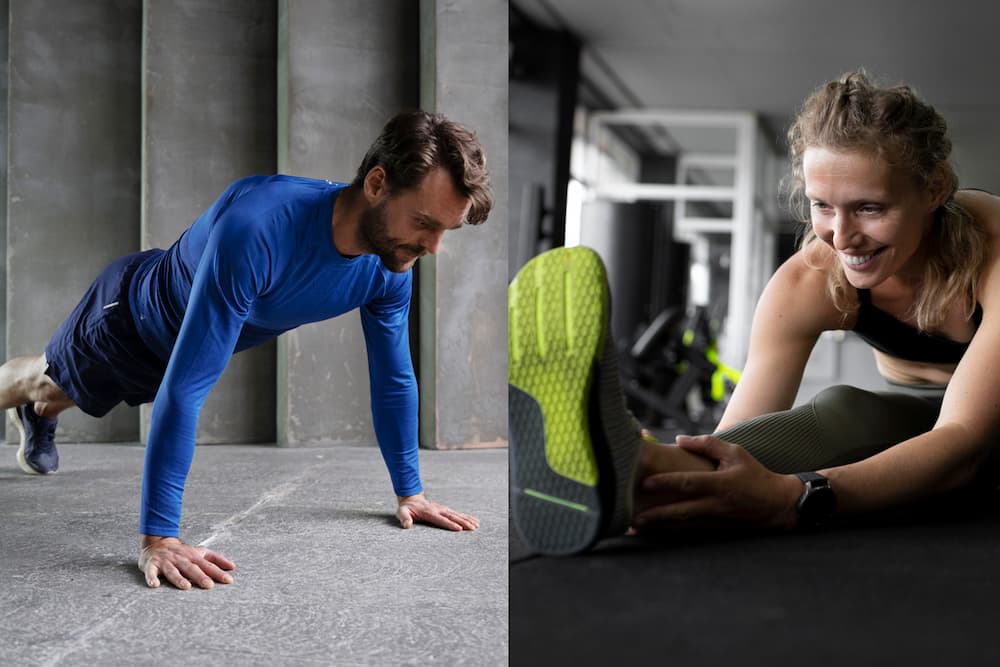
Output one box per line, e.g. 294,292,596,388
842,250,879,266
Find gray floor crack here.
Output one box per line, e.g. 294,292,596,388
198,479,301,548
41,597,142,667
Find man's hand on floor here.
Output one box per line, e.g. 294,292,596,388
138,535,236,590
396,492,480,531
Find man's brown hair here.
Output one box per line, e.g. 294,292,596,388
354,110,494,225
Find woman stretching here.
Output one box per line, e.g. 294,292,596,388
508,70,1000,554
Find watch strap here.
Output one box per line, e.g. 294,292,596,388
795,471,828,486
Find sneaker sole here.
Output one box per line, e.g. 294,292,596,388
8,407,46,475
509,246,638,555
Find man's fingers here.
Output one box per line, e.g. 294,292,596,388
436,507,481,531
202,549,237,572
397,500,480,531
198,559,235,585
138,551,164,589
142,560,161,588
143,559,231,590
138,539,236,590
176,559,217,589
161,561,192,591
431,513,464,531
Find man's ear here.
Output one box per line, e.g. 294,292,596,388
363,166,388,202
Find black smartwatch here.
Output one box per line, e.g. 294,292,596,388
794,471,836,528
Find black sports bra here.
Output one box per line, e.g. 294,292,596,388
852,288,981,364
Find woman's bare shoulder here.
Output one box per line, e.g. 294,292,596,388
759,244,851,334
957,189,1000,236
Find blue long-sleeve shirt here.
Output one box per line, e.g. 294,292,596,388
129,174,421,536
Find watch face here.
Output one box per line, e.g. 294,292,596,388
800,485,836,525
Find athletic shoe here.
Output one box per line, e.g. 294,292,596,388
509,246,642,555
8,404,59,474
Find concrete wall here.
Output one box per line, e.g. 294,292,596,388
0,0,8,375
276,0,419,446
7,0,142,442
141,0,277,444
419,0,508,449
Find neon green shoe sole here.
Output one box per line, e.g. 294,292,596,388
509,246,641,555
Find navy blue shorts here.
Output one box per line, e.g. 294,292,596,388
45,249,168,418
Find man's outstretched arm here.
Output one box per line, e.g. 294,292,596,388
138,209,271,587
361,278,480,532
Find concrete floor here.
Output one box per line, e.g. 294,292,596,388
0,442,508,666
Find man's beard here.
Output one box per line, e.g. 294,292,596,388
357,200,425,272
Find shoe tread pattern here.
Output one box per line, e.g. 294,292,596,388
509,247,607,485
509,247,609,554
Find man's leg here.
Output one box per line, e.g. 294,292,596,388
0,353,76,474
0,354,76,416
2,249,167,477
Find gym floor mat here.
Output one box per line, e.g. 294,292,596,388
511,489,1000,666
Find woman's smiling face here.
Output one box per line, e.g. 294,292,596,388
804,146,942,289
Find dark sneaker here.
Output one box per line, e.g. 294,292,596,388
509,246,642,555
8,404,59,474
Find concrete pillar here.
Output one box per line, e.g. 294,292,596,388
276,0,419,446
141,0,277,444
7,0,141,442
0,0,9,389
418,0,508,449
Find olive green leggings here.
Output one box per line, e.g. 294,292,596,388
715,383,945,474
